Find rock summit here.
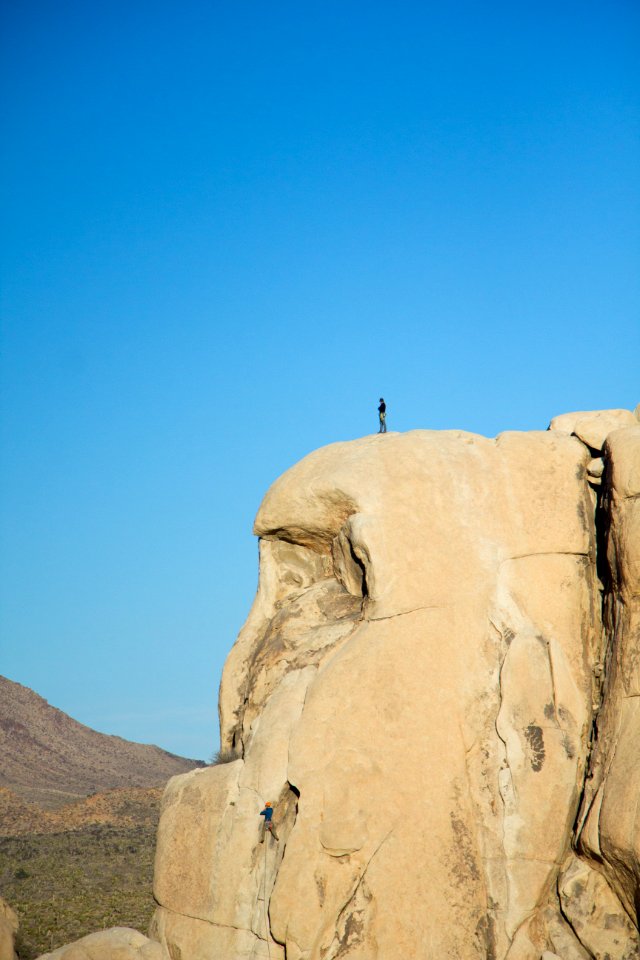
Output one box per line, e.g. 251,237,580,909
44,408,640,960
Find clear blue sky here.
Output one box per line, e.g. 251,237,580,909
1,1,638,761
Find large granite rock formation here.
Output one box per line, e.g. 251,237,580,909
152,410,640,960
39,408,640,960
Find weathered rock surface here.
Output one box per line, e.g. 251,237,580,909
0,898,18,960
36,929,165,960
558,855,638,960
42,409,640,960
548,408,637,451
150,414,640,960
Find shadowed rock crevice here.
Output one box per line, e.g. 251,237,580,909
331,526,369,600
259,783,301,954
563,424,640,956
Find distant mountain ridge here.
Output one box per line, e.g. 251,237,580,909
0,675,203,809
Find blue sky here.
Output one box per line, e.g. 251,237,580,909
1,1,638,761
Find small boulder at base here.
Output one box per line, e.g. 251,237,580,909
0,898,18,960
35,928,166,960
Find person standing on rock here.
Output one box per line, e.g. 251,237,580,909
259,802,279,842
378,397,387,433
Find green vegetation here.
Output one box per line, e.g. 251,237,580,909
0,825,157,959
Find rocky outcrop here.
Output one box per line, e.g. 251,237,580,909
149,410,639,960
548,409,637,452
37,408,640,960
36,928,166,960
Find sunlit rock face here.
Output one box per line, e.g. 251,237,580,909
152,413,640,960
0,896,18,960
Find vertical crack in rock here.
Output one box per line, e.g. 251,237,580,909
331,524,369,601
561,427,640,952
572,454,616,837
553,444,614,958
556,869,595,959
257,782,300,953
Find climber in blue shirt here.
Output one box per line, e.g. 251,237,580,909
260,802,279,842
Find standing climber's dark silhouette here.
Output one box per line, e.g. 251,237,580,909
378,398,387,433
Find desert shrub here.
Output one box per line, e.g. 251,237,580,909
1,825,158,959
210,747,240,765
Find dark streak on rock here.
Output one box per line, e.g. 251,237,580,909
450,812,480,884
558,705,574,725
338,912,364,953
475,907,497,960
524,724,545,772
562,732,576,760
577,496,589,531
327,879,372,958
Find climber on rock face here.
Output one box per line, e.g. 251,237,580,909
259,802,279,842
378,397,387,433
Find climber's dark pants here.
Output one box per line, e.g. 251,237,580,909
260,820,279,842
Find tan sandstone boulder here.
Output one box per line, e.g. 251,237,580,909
549,408,637,451
36,928,165,960
0,898,18,960
152,424,639,960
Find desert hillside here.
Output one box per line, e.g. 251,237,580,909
0,794,160,959
0,677,204,958
0,675,203,809
0,785,162,837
